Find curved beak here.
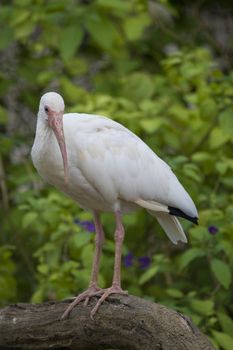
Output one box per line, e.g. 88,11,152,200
48,111,69,185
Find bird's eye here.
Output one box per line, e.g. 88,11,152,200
44,106,49,113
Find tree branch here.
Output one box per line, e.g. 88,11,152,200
0,295,215,350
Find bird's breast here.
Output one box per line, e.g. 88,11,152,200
31,135,65,186
31,134,117,212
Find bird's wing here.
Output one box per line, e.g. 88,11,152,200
64,113,197,219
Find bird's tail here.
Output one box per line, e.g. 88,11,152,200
149,211,187,244
134,199,187,244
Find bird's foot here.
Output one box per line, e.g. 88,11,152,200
90,284,128,319
61,285,104,320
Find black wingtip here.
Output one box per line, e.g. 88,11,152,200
193,217,199,225
168,206,198,225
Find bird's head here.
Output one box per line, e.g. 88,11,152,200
39,92,69,185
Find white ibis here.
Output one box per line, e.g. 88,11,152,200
31,92,198,318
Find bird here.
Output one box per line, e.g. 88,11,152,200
31,91,198,319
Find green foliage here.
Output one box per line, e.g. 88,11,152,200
210,259,231,290
0,1,233,348
0,246,17,305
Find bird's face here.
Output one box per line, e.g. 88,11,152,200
39,92,69,185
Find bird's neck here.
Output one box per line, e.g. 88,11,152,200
34,116,55,147
36,115,52,136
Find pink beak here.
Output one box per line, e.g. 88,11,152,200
48,111,69,185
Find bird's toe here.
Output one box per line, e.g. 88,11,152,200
90,285,128,319
61,286,104,319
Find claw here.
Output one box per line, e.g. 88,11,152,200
61,286,103,319
84,297,90,307
61,285,128,320
90,286,128,319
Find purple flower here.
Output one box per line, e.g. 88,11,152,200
123,252,134,268
74,219,95,233
138,256,151,269
208,226,218,235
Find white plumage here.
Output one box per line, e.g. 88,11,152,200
31,92,198,318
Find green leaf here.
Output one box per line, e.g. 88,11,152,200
190,299,214,316
221,177,233,189
61,260,78,273
37,71,56,85
14,21,35,39
70,232,91,249
217,312,233,336
179,248,205,270
14,0,32,5
139,265,159,285
170,155,188,167
22,212,38,229
212,331,233,350
0,105,8,124
9,9,31,26
96,0,131,13
38,264,49,275
209,127,230,149
140,118,164,133
216,161,228,175
210,259,231,289
200,98,217,119
166,288,183,298
0,27,14,50
207,336,220,350
81,244,94,268
60,77,86,103
124,14,150,41
191,152,213,163
183,163,202,183
59,24,83,61
219,108,233,136
31,288,44,303
122,73,155,102
86,15,118,50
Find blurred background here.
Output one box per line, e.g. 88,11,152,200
0,0,233,348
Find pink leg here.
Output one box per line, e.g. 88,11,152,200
90,210,128,318
88,211,105,289
61,211,105,319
